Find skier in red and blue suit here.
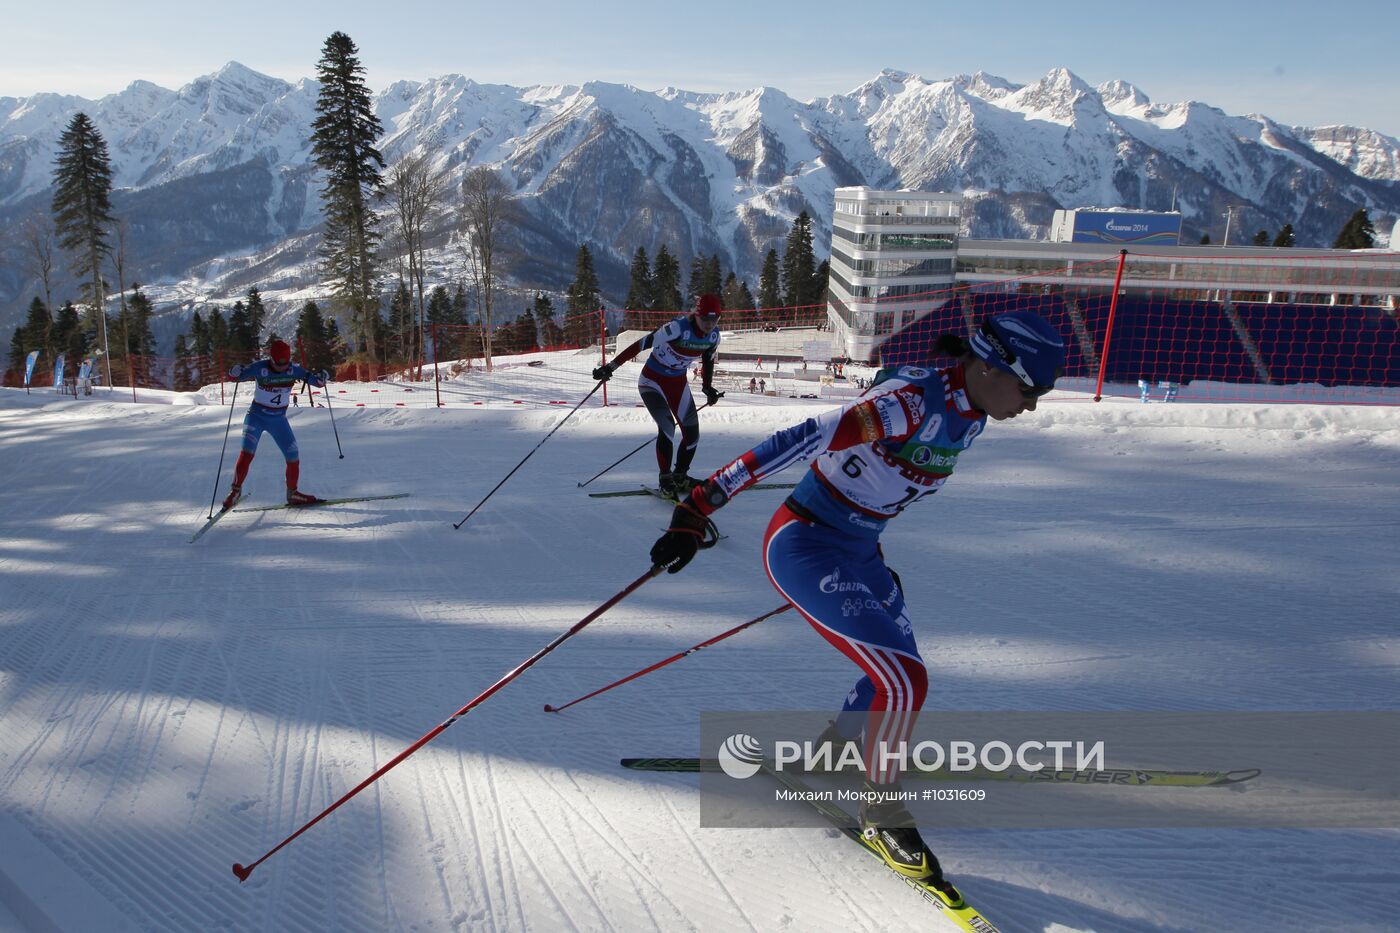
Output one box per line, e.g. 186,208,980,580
221,339,329,510
592,293,724,498
647,310,1067,892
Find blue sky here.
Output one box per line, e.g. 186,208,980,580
5,0,1397,135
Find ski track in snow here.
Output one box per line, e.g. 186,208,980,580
1,371,1399,932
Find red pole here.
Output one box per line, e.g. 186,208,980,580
232,566,664,882
544,604,790,712
1093,249,1130,402
432,323,442,408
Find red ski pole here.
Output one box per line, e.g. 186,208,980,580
545,604,790,713
232,565,664,883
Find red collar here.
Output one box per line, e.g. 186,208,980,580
943,365,985,420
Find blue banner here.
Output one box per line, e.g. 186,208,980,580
1070,211,1181,245
78,359,92,381
53,354,66,389
24,350,39,386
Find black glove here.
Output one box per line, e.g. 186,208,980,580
649,500,711,573
702,385,722,406
592,364,614,382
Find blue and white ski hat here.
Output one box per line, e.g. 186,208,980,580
969,311,1067,389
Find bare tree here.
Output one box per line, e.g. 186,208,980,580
19,211,58,315
382,153,446,377
459,167,515,372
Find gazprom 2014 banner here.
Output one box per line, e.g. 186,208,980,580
1072,211,1181,245
24,350,39,386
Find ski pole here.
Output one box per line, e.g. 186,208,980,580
232,564,664,883
322,379,345,459
206,381,240,518
544,603,789,713
454,380,603,529
576,397,721,488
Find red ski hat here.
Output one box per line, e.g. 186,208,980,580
695,293,722,319
268,340,292,365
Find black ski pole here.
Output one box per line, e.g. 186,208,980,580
321,379,345,459
206,381,240,519
232,564,664,882
454,380,603,529
576,397,720,488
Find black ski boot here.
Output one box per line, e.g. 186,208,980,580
859,787,949,888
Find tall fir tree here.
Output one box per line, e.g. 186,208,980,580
758,248,782,311
1332,208,1376,249
1272,224,1296,248
534,293,563,347
1252,230,1270,246
652,245,683,312
686,256,707,309
51,112,116,384
227,300,252,355
386,280,414,361
564,244,602,345
6,297,54,375
623,246,653,328
310,31,386,359
702,254,723,297
245,287,267,349
54,301,87,370
207,308,230,356
782,212,818,307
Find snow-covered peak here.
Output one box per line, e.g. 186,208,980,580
1098,79,1150,110
1005,67,1104,124
1298,124,1400,182
954,71,1020,103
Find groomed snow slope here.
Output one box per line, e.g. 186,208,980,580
1,378,1398,932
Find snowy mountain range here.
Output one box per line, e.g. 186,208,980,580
2,62,1398,350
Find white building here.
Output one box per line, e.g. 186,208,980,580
825,187,961,360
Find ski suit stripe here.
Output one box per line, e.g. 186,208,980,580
762,506,928,784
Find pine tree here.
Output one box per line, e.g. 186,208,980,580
702,255,723,297
514,307,538,353
310,31,386,358
758,248,782,311
623,246,653,328
245,287,267,349
295,300,337,372
173,334,196,391
54,301,87,370
564,245,602,345
6,297,54,376
207,308,231,357
387,280,414,361
782,212,818,307
1200,233,1212,245
1272,224,1296,248
534,293,563,347
1332,208,1376,249
126,287,156,357
227,300,252,355
1252,230,1270,247
51,112,116,383
652,245,683,312
686,256,707,309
